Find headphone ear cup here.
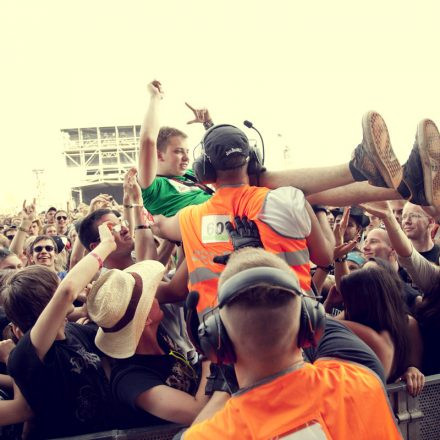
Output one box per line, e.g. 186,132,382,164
197,309,236,364
217,317,236,365
297,297,326,348
198,311,220,363
193,156,217,184
247,147,264,175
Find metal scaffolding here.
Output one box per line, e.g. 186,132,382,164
61,125,141,203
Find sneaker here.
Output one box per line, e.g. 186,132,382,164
349,111,403,188
399,119,440,206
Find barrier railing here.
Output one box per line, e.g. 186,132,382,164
387,373,440,440
54,374,440,440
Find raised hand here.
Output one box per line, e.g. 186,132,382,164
88,194,113,213
123,167,143,205
185,102,212,125
98,222,117,252
148,80,164,99
21,199,37,222
360,201,393,220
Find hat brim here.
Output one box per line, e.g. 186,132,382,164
94,260,165,359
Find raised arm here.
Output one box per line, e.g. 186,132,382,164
138,80,164,189
151,214,182,242
30,223,116,361
124,167,157,261
361,201,440,292
9,200,36,257
305,202,335,267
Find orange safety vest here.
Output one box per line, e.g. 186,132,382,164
183,359,402,440
178,185,312,311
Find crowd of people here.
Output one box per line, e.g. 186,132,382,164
1,80,440,439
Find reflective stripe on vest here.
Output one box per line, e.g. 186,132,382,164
189,267,220,285
276,248,310,266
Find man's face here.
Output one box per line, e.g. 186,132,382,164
362,228,393,261
32,239,56,268
95,213,134,255
158,136,189,176
46,225,57,236
389,200,406,226
56,211,69,230
401,204,431,241
0,254,23,270
46,210,56,224
336,215,360,242
30,222,40,236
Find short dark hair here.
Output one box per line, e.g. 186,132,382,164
78,208,119,250
31,235,59,254
47,207,57,213
1,265,59,332
157,127,187,153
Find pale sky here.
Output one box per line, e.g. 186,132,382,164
2,0,440,214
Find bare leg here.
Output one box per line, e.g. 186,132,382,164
260,164,354,196
306,181,401,206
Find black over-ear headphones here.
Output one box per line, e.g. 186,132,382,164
193,124,265,184
197,267,326,364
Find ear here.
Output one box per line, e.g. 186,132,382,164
89,242,98,251
145,317,153,326
157,150,166,162
11,324,24,341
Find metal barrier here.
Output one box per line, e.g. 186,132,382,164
55,374,440,440
387,373,440,440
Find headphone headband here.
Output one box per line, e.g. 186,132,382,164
218,266,303,308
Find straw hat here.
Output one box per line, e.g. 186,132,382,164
87,260,165,359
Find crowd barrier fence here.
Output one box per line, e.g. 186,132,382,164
54,373,440,440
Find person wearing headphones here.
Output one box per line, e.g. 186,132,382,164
152,123,335,311
180,248,401,440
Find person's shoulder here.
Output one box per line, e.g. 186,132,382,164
259,186,311,238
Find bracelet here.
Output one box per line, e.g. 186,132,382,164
203,120,214,130
90,252,103,269
124,203,143,209
317,265,334,273
335,256,347,263
18,227,28,233
134,225,150,230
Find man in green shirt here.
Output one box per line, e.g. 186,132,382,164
138,81,213,217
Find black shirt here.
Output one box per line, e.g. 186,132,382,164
111,327,200,426
8,323,115,439
303,318,386,384
420,244,440,265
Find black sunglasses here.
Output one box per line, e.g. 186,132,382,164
56,216,67,221
34,245,55,253
6,235,15,240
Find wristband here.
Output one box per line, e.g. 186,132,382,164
134,225,150,230
90,252,103,269
335,256,347,263
317,265,334,273
124,203,143,209
18,227,28,233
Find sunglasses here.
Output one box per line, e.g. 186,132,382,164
34,245,55,253
6,235,15,240
56,216,68,221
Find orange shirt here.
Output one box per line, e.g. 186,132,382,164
184,360,402,440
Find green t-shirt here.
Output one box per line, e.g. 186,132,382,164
141,170,212,217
